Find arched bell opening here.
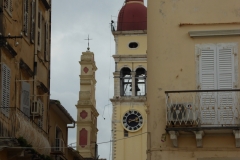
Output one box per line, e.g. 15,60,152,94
135,68,147,96
120,67,132,96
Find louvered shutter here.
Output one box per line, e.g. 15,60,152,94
21,82,30,117
9,0,12,12
199,45,217,124
1,64,10,117
30,0,35,43
4,0,9,9
37,11,42,51
4,0,12,15
24,0,29,36
217,44,235,124
44,22,49,61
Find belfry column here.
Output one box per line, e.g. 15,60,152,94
131,71,136,96
76,49,99,159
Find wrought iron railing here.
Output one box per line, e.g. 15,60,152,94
0,107,50,155
165,89,240,128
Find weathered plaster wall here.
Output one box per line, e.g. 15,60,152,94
147,0,240,159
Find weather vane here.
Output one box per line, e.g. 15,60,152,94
84,35,92,51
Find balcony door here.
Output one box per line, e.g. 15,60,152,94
198,43,237,125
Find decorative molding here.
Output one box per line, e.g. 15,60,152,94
233,130,240,147
110,96,147,103
80,110,88,119
169,131,179,147
194,131,204,147
112,30,147,35
79,128,88,147
189,29,240,37
113,55,147,62
83,67,89,74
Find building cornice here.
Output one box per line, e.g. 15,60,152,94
113,54,147,62
112,30,147,35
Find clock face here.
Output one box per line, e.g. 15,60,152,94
122,110,143,132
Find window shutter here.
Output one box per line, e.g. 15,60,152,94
217,44,235,123
24,0,29,36
199,45,217,124
4,0,9,9
30,0,35,43
44,22,49,61
4,0,12,16
37,11,42,51
9,0,12,12
21,82,30,117
1,64,10,117
37,99,43,128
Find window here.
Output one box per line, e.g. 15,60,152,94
37,11,42,51
1,64,10,117
129,42,138,49
135,68,146,96
120,67,132,96
196,43,238,124
23,0,29,36
30,0,36,43
4,0,13,16
21,82,30,117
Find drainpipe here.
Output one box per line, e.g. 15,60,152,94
67,121,76,128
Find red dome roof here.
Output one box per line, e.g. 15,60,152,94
117,1,147,31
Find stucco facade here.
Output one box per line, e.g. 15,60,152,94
111,2,148,158
76,49,99,159
0,0,52,159
147,0,240,160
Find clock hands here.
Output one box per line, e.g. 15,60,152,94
128,117,139,123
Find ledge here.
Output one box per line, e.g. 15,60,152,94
189,29,240,37
112,30,147,35
20,59,34,77
40,0,51,10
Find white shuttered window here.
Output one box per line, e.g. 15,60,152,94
197,43,238,124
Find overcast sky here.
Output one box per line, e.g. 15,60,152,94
50,1,147,159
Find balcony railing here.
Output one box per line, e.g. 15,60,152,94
165,89,240,130
0,107,50,155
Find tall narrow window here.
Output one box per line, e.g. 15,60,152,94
21,82,30,117
37,11,42,51
23,0,29,36
30,0,36,43
197,43,237,124
120,68,132,96
1,64,10,117
135,68,146,96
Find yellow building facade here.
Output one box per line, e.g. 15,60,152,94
147,0,240,160
0,0,52,159
111,1,147,160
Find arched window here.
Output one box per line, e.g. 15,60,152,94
135,68,146,96
120,68,132,96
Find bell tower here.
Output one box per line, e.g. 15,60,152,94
76,46,99,159
111,0,147,160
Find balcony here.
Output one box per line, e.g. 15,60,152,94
165,89,240,147
0,107,50,155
